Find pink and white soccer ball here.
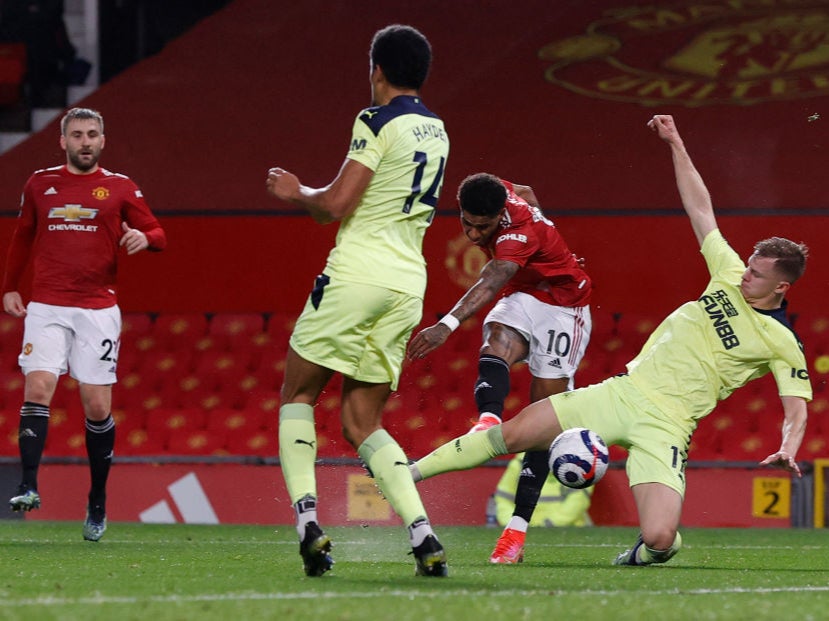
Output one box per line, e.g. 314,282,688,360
548,427,609,489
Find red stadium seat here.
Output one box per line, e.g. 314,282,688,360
145,407,206,433
253,349,287,388
118,428,167,455
111,408,147,435
50,377,81,409
46,429,87,457
266,312,296,343
209,312,266,351
115,371,157,411
192,349,254,387
206,408,266,434
137,350,195,387
166,429,227,456
244,389,281,417
0,370,24,401
165,372,215,407
226,428,277,456
152,313,209,351
121,312,153,338
0,427,18,456
119,313,156,372
0,313,23,352
220,373,267,410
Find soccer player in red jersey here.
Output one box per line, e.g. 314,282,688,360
408,173,592,563
1,107,166,541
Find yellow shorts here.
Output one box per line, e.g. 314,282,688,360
289,274,422,391
550,375,694,497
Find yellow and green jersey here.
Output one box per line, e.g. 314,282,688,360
324,95,449,299
627,229,812,423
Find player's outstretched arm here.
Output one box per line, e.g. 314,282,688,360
648,115,717,247
512,183,540,208
407,259,518,360
266,159,373,224
759,396,807,477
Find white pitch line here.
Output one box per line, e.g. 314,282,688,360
5,585,829,608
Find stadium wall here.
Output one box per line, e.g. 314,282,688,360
0,213,825,321
4,461,794,528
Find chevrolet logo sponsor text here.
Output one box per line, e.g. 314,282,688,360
47,204,99,232
49,205,99,221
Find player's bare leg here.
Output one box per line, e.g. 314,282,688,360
614,482,683,566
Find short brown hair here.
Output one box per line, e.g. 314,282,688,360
753,237,809,283
60,107,104,136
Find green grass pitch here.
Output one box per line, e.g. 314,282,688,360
1,522,828,620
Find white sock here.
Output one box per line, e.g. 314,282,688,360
294,495,318,540
506,516,529,533
408,517,435,548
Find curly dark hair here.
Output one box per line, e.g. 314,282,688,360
456,173,507,216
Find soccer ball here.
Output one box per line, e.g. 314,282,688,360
548,427,609,489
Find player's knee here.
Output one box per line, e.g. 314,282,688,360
641,525,679,553
23,371,58,404
80,390,112,421
83,403,110,421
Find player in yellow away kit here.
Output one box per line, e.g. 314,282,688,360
410,114,811,566
266,25,449,577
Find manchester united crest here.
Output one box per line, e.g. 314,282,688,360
444,232,488,290
92,186,110,200
539,0,829,106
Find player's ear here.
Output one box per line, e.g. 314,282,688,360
100,134,106,150
59,134,67,151
775,280,791,295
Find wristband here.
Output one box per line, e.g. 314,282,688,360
438,314,460,333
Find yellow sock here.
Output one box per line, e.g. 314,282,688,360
359,429,428,527
414,426,507,480
278,403,317,504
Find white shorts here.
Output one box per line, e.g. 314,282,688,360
19,302,121,385
484,292,591,387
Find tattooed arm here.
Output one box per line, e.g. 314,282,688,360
407,259,519,359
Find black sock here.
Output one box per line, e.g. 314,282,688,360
474,355,511,419
513,450,549,522
86,415,115,510
18,402,50,491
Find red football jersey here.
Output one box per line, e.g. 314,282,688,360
482,180,591,308
2,165,166,308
